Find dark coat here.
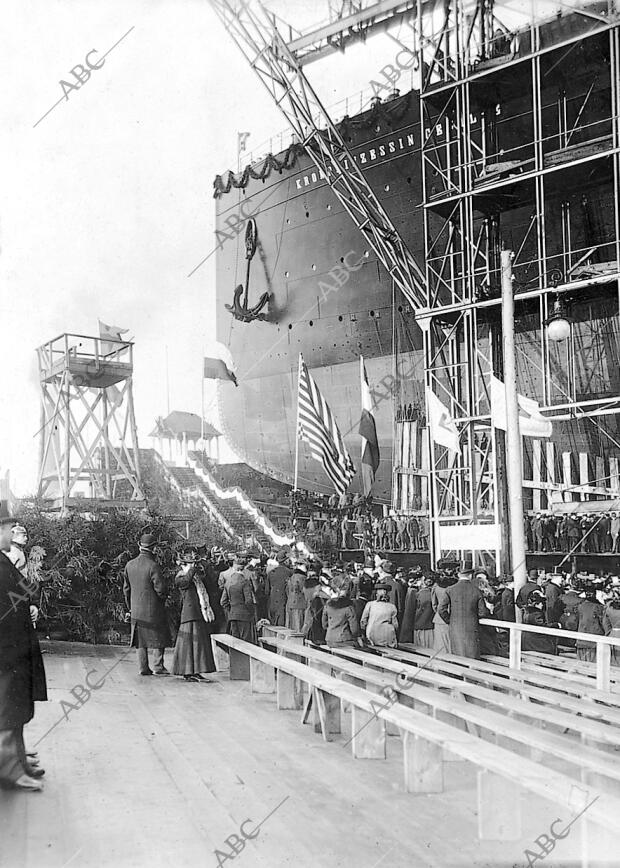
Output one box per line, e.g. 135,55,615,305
221,572,255,622
414,587,434,631
522,607,557,655
321,597,359,647
303,597,326,645
437,579,487,659
123,552,171,648
399,587,417,643
175,568,207,625
0,552,47,729
388,579,407,622
200,562,227,632
515,580,538,609
545,582,565,625
499,587,515,622
576,600,605,648
266,565,291,618
286,571,306,611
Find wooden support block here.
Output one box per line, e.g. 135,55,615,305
596,643,611,693
250,657,276,694
350,705,386,759
477,769,521,841
212,639,229,672
276,671,301,709
366,682,400,737
314,688,340,739
403,732,444,793
339,672,365,715
229,647,250,681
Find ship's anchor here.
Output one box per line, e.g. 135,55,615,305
225,218,270,323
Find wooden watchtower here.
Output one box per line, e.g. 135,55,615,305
36,333,145,510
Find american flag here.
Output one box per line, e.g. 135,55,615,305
297,354,355,495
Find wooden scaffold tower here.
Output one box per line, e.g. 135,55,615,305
36,333,145,511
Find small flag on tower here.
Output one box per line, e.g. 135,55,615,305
359,356,380,495
297,354,355,496
98,320,131,355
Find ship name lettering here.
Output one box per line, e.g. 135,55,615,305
295,135,413,188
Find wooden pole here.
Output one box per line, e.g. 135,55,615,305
501,250,527,602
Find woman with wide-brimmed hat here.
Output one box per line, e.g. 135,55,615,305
321,573,359,647
171,552,217,683
360,582,399,648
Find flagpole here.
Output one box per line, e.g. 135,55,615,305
294,354,302,492
200,355,205,458
501,249,527,604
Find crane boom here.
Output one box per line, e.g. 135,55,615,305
210,0,427,312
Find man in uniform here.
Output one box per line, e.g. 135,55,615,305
123,533,171,676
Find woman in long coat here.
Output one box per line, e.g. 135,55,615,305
603,588,620,665
321,575,359,648
522,590,557,655
286,566,307,632
431,576,453,654
171,560,216,682
360,584,399,647
576,585,606,662
413,576,435,648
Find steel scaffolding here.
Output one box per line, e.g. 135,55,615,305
418,0,620,571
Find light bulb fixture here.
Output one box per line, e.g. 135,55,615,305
546,295,571,342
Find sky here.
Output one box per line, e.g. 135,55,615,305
0,0,416,495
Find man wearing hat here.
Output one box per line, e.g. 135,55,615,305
515,568,539,610
0,516,47,790
265,550,291,626
437,567,487,659
123,533,171,676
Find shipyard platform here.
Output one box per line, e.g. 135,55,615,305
3,640,618,868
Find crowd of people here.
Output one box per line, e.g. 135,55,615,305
524,511,620,553
4,509,620,794
301,512,430,551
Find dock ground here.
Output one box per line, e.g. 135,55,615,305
0,642,610,868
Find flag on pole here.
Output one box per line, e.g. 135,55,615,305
490,375,552,438
203,341,238,387
426,387,460,453
98,320,131,355
297,355,355,495
238,132,250,155
359,356,379,495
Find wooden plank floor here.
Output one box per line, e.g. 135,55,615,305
0,643,613,868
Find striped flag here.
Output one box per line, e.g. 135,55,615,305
359,356,380,495
297,355,355,495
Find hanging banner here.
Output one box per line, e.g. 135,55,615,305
438,523,501,551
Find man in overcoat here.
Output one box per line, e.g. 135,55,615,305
265,550,291,626
123,533,171,676
220,556,257,643
437,568,487,659
0,516,47,790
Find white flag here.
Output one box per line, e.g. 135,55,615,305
426,388,460,453
490,375,552,438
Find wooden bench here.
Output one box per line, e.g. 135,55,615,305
321,644,620,749
211,633,620,838
260,636,620,791
397,644,620,721
481,617,620,692
487,650,620,686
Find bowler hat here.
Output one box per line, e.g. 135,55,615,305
140,533,156,549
